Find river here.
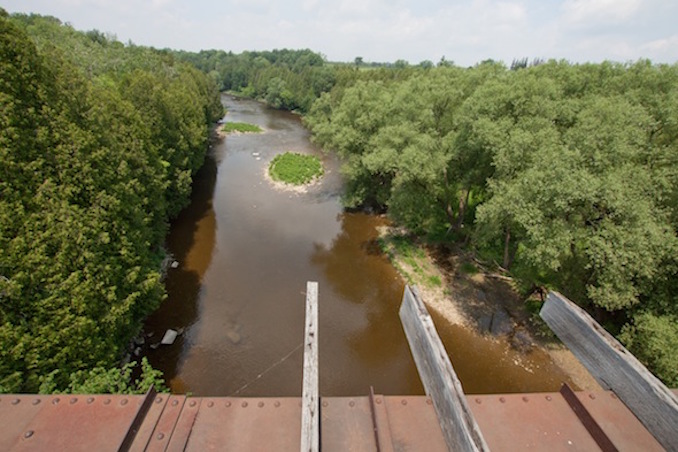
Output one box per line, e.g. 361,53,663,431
142,94,572,397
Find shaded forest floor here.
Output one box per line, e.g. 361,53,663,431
378,227,600,391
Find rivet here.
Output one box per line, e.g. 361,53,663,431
155,397,163,404
274,401,281,407
121,399,128,406
322,401,328,407
475,398,482,404
522,396,529,402
545,396,552,401
499,397,506,403
207,401,214,408
70,398,78,405
87,397,94,404
376,398,383,405
52,398,60,405
171,400,179,407
426,399,432,405
12,399,20,405
225,401,232,407
589,394,596,400
258,402,264,408
24,430,34,439
189,401,196,407
157,433,165,440
104,399,111,405
401,399,407,406
349,401,355,407
610,393,617,399
242,401,248,408
32,399,41,405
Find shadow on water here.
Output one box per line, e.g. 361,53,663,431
142,140,220,386
311,213,424,395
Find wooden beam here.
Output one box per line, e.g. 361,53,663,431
540,291,678,451
300,281,319,452
399,285,489,452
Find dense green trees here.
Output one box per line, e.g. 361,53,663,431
174,48,334,112
305,60,678,386
0,12,222,392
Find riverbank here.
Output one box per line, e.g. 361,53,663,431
378,227,601,391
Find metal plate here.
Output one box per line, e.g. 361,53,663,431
2,395,146,452
166,397,201,452
129,393,171,452
383,396,447,452
469,392,600,451
145,395,186,452
574,391,663,451
0,395,50,451
321,397,377,452
185,397,301,451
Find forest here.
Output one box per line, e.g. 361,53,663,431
182,49,678,386
0,11,222,392
1,8,676,392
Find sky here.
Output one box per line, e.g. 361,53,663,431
3,0,677,66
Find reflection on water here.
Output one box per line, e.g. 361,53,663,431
143,95,573,397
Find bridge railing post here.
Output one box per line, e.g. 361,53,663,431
300,281,319,452
540,291,678,451
399,285,489,451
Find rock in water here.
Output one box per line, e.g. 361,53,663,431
226,330,241,344
489,308,514,336
170,260,179,269
161,329,178,345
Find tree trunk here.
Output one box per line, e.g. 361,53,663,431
455,188,470,229
503,225,511,269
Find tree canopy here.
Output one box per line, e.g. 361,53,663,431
303,59,678,386
0,11,222,392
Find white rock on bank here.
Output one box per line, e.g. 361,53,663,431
161,329,178,345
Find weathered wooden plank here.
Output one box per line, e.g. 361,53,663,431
399,285,489,452
300,281,319,452
540,291,678,451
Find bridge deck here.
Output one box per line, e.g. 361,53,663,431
0,389,665,451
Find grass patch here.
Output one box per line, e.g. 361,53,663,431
222,122,262,134
427,275,442,287
380,233,444,288
269,152,323,185
459,261,479,275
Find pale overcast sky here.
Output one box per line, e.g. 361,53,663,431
3,0,677,66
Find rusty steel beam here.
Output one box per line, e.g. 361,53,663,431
118,386,157,452
559,384,618,452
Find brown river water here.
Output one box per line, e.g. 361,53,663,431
142,95,572,397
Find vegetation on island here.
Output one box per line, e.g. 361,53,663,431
221,122,262,134
0,10,222,393
269,152,323,185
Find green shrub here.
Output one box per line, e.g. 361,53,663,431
269,152,323,185
222,122,262,133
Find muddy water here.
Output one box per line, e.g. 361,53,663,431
143,95,572,396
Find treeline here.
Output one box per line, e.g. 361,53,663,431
302,61,678,386
173,48,342,112
0,11,222,392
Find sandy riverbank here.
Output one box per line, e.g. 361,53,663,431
379,228,601,391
